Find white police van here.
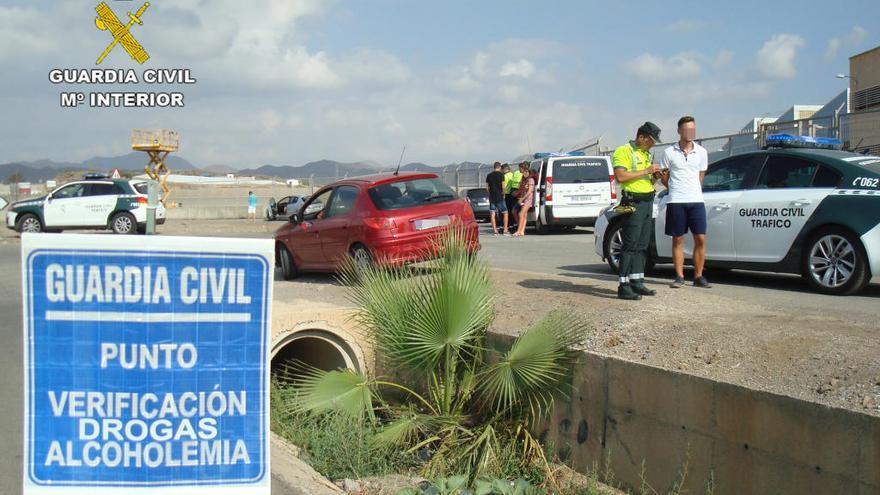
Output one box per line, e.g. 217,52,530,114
527,152,615,233
595,135,880,295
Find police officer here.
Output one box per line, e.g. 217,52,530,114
612,122,663,300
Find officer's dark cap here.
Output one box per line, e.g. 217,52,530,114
637,121,661,142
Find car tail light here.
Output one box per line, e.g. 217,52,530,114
136,196,148,204
364,217,396,230
461,203,475,222
609,175,617,200
545,176,553,201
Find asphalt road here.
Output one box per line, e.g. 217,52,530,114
0,224,878,493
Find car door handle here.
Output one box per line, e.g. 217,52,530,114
713,203,731,210
790,199,812,207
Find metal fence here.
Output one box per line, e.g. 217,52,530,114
647,109,880,163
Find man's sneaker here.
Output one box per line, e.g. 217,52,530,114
630,281,656,296
694,276,712,288
617,283,642,301
669,277,685,288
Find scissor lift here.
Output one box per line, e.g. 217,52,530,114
132,129,178,206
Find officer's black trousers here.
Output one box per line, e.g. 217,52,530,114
619,198,653,278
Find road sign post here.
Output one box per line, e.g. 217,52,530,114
22,234,273,494
146,179,158,235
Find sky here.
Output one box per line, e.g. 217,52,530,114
1,0,878,169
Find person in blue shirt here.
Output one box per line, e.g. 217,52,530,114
248,191,257,221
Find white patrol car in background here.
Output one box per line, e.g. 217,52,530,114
595,135,880,295
5,177,166,234
526,152,616,233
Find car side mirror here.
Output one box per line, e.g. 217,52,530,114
289,212,302,225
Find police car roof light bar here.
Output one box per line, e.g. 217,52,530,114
765,134,842,150
533,151,586,159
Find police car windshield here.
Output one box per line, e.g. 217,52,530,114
133,182,149,194
552,158,608,183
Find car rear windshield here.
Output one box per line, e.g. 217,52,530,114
846,155,880,174
466,189,488,199
133,182,148,194
551,158,609,183
368,177,457,210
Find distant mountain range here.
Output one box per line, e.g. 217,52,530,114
0,153,482,183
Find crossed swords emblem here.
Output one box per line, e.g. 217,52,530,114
94,1,150,65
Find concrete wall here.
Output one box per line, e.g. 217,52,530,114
486,334,879,495
165,205,249,220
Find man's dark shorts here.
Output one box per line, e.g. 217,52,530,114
490,200,507,213
665,202,707,237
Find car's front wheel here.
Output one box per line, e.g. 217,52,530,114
16,213,43,233
802,227,870,295
603,221,654,274
277,244,299,280
110,212,137,234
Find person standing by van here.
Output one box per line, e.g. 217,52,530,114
486,162,509,235
506,163,524,226
660,116,711,288
513,168,535,237
612,122,663,300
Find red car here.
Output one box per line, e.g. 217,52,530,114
274,172,480,278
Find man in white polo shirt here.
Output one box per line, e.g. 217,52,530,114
660,116,710,288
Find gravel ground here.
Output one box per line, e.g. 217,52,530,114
489,269,880,416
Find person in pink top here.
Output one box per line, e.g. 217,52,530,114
513,168,535,237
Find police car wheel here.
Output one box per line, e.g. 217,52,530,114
803,228,869,295
110,212,136,234
17,213,42,233
277,244,299,280
604,222,624,273
603,221,655,275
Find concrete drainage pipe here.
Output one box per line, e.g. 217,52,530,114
271,327,367,382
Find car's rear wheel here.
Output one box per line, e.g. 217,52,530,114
16,213,42,233
110,212,137,234
350,244,373,271
603,221,654,275
277,244,299,280
802,227,869,295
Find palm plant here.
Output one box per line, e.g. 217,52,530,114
285,225,588,482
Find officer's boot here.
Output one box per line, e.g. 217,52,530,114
630,280,656,296
617,283,642,301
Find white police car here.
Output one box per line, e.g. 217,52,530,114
5,177,166,234
595,135,880,295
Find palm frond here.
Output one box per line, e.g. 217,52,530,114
372,408,432,448
339,227,494,375
478,312,588,419
291,365,375,420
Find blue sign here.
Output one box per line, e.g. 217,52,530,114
23,235,273,494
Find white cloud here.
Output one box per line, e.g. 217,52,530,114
663,19,707,34
754,34,805,80
0,7,64,59
825,26,868,59
627,52,702,83
499,59,536,78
